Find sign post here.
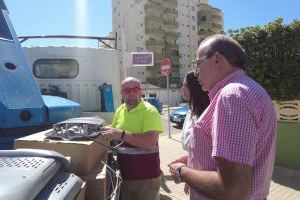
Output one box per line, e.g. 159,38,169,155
160,58,172,138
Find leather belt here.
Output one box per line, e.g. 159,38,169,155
117,146,159,155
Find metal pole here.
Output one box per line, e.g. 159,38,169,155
167,74,171,138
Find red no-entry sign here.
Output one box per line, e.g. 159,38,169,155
160,58,172,76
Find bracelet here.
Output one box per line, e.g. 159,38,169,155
120,130,126,140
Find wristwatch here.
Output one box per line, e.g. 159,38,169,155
174,166,185,183
120,130,126,140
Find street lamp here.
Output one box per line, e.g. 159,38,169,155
121,3,137,79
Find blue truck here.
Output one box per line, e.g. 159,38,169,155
0,0,81,149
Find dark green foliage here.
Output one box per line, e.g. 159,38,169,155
228,18,300,100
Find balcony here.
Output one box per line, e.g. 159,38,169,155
145,26,165,37
165,36,175,44
164,20,178,29
165,43,178,50
153,52,165,62
170,56,180,65
145,15,164,25
212,14,222,22
146,39,165,49
149,0,162,3
163,0,177,9
144,3,163,15
165,31,178,40
211,23,223,32
164,8,177,16
198,19,210,28
198,28,215,37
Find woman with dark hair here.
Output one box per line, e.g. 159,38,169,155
181,71,210,151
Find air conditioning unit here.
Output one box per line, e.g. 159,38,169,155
0,149,83,200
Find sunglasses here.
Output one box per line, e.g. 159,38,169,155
122,87,141,95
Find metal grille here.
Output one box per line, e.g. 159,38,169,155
0,157,45,169
46,117,105,140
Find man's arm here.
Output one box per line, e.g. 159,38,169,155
100,126,159,149
122,130,159,149
169,157,252,200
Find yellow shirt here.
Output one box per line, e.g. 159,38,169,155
112,99,163,134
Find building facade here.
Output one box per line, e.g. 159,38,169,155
112,0,223,88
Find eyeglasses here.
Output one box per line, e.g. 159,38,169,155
122,87,141,95
193,55,210,70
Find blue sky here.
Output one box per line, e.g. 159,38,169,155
5,0,300,47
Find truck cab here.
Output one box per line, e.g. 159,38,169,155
0,0,81,149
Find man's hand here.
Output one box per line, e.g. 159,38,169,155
169,155,188,165
168,162,187,184
97,126,122,141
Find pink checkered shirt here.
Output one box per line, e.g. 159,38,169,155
188,69,277,200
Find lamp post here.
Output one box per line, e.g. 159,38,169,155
121,3,137,79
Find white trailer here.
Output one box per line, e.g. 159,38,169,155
23,46,122,114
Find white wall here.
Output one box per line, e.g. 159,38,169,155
143,88,182,106
23,46,122,112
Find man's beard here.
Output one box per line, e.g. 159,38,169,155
126,96,139,106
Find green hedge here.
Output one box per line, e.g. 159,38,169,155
229,18,300,100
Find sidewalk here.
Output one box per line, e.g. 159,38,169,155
159,133,300,200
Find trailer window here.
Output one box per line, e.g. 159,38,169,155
0,11,13,40
33,59,79,79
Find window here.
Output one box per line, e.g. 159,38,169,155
0,11,13,40
136,47,143,52
33,59,79,79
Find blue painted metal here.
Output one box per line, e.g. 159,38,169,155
42,95,81,124
0,1,82,149
0,4,46,128
0,0,7,11
144,97,162,113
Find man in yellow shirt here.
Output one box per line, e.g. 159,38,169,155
100,77,163,200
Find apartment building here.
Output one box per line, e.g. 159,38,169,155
112,0,223,88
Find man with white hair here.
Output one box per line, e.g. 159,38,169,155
169,34,277,200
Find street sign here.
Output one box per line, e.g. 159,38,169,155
131,52,154,66
160,58,172,76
